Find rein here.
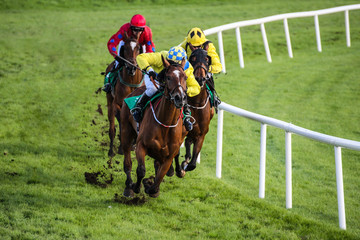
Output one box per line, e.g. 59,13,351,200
118,70,144,87
188,94,210,110
149,100,183,128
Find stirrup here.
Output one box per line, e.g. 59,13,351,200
184,118,193,131
131,107,142,123
102,83,111,93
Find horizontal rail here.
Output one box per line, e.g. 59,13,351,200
219,102,360,151
204,4,360,35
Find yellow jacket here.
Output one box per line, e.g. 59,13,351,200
136,51,200,97
179,39,222,74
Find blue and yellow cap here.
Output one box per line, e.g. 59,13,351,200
167,46,187,64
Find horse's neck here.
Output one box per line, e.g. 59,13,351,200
121,68,142,83
189,86,208,104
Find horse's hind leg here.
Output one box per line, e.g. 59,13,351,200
121,111,136,197
114,106,123,155
107,94,116,157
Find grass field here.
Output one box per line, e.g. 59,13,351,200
1,0,360,239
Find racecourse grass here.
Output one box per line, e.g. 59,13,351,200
1,0,360,239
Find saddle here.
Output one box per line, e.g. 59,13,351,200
124,91,163,113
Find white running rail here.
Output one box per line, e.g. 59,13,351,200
215,102,360,230
203,4,360,72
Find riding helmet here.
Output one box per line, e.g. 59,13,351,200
130,14,146,28
167,46,187,64
187,27,206,47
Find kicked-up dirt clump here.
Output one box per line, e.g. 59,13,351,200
114,193,148,206
84,171,113,188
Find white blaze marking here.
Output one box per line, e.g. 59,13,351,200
130,41,137,51
173,70,181,78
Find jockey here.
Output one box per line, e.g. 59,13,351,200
132,46,201,131
179,27,222,107
103,14,156,93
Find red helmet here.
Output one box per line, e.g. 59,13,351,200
130,14,146,28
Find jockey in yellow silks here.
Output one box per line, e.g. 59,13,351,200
132,46,200,131
179,27,222,108
179,27,222,74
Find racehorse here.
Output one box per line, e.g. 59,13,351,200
105,32,143,157
120,57,188,198
173,43,215,177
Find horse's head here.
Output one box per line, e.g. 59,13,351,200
161,56,187,109
122,32,141,76
189,43,210,88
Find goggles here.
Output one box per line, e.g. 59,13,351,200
131,26,145,32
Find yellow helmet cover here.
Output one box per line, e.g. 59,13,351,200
187,27,206,46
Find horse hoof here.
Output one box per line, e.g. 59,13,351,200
148,191,160,198
184,164,196,172
123,188,134,198
176,170,186,178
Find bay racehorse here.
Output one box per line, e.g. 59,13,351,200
120,57,188,198
174,43,214,177
105,32,144,157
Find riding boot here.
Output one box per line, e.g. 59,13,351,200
102,72,112,93
131,93,151,123
183,104,193,131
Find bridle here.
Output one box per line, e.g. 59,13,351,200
123,39,141,76
161,63,187,107
189,49,210,88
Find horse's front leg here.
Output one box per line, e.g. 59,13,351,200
181,137,193,171
133,143,147,194
144,158,173,198
186,136,206,172
174,150,185,178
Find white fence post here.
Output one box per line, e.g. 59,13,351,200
259,123,267,198
334,146,346,230
345,10,351,47
260,23,272,63
314,15,322,52
285,131,292,209
217,31,226,73
235,27,245,68
283,18,293,58
216,109,224,178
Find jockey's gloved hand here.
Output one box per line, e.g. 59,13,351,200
147,67,157,80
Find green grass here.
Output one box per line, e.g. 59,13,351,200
1,0,360,239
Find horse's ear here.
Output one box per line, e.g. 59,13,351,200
162,55,170,68
124,31,128,40
181,58,186,69
203,42,209,52
189,42,195,52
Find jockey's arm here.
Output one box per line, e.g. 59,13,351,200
142,27,156,53
107,24,126,58
207,43,222,74
184,65,200,97
136,52,164,73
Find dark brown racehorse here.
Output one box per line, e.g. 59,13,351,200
174,43,214,177
105,32,144,157
120,57,188,198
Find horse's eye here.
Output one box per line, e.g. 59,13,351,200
166,76,171,81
